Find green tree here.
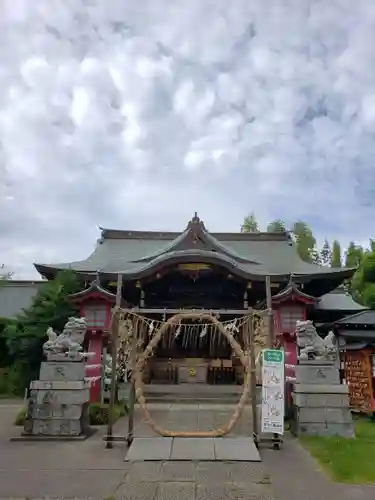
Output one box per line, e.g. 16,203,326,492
292,221,316,263
320,240,331,266
2,270,81,394
345,242,364,268
267,220,286,232
330,240,342,267
241,213,259,233
351,252,375,306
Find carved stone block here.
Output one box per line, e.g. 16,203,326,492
46,353,84,362
292,360,354,438
29,418,83,436
39,361,85,381
31,388,90,405
30,380,88,390
291,420,355,438
24,356,90,439
295,365,340,385
293,392,349,408
298,407,353,424
29,403,83,419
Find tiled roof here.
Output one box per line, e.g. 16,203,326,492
34,215,356,284
335,310,375,326
317,289,367,311
69,279,116,302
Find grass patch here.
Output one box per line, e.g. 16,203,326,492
301,417,375,484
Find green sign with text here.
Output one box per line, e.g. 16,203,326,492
263,349,284,364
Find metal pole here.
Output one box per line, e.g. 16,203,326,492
105,274,122,449
265,276,274,347
100,346,107,404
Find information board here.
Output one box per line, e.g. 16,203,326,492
261,349,285,435
343,352,374,412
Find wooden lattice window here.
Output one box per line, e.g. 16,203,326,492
279,306,304,331
84,304,107,328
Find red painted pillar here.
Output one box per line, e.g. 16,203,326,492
85,333,103,403
283,335,297,382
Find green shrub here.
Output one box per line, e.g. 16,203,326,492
14,407,27,426
118,399,129,416
0,364,27,396
88,403,124,425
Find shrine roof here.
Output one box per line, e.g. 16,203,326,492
271,279,317,304
34,214,356,287
316,288,367,311
69,279,116,302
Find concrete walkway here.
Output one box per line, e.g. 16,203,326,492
1,401,375,499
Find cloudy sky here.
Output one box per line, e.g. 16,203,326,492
1,0,375,278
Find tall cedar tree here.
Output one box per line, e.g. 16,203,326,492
267,220,286,232
292,221,316,263
345,242,364,268
241,213,259,233
330,240,342,267
320,240,331,266
310,247,321,265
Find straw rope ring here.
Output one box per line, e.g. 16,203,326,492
134,312,251,437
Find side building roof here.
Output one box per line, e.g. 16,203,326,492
0,281,46,319
34,214,355,292
334,310,375,344
316,288,367,312
335,310,375,326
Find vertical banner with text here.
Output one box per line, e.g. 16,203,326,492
261,349,285,435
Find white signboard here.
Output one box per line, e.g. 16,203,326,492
261,349,285,435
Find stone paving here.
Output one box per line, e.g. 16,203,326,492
126,436,261,461
1,400,375,499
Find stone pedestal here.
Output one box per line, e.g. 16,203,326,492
23,357,90,439
291,360,355,438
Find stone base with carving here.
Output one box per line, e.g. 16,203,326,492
291,360,355,438
16,357,91,441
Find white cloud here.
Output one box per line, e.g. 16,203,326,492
0,0,375,278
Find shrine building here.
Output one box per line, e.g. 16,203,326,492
31,213,362,399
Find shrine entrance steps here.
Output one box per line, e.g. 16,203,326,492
125,437,262,462
124,403,262,462
143,383,261,404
